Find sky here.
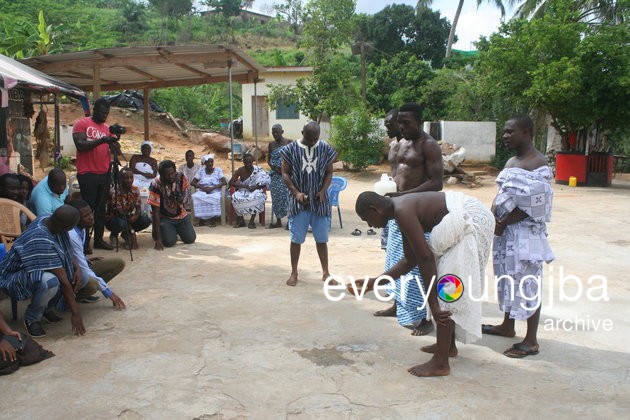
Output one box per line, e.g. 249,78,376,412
247,0,516,51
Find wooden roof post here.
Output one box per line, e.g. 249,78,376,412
93,65,101,100
253,78,258,165
143,87,150,140
228,58,234,176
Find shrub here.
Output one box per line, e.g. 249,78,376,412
329,107,384,170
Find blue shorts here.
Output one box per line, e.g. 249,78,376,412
289,211,331,244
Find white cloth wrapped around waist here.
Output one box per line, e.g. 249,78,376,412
428,191,495,344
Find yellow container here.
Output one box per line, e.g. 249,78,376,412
568,176,577,187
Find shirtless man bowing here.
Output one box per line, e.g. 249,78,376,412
375,102,443,336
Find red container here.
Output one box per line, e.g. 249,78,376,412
556,152,587,185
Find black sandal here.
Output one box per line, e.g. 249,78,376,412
351,228,362,236
367,228,376,235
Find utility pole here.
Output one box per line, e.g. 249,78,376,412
360,40,366,103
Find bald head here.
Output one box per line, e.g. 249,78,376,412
271,124,284,141
302,121,320,146
48,205,80,234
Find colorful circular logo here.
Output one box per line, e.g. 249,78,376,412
437,275,464,303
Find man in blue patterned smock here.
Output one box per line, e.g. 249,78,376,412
482,114,554,359
0,205,86,338
281,121,336,287
267,124,292,229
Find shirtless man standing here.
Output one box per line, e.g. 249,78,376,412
379,109,403,251
374,102,443,336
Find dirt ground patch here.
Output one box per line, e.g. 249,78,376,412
35,103,268,180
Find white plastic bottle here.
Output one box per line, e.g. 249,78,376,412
374,174,397,195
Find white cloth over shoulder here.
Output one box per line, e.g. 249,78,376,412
429,191,495,344
191,167,224,218
231,166,271,216
133,161,155,190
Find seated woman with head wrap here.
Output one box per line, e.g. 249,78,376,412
129,141,158,190
190,154,227,227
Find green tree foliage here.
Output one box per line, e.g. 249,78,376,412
421,68,482,121
329,107,385,170
510,0,627,23
301,0,357,61
366,52,434,114
357,4,452,68
273,0,304,35
151,84,241,130
115,0,148,42
0,11,60,58
476,0,630,163
267,55,360,121
148,0,192,17
266,0,359,122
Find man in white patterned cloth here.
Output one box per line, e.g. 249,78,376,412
228,153,270,229
482,114,554,359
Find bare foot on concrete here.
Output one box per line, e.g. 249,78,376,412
407,358,450,377
420,343,458,358
411,319,434,336
322,273,339,285
482,324,516,338
374,303,397,317
286,272,298,286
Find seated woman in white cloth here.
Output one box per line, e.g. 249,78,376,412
190,154,226,227
129,141,158,190
228,153,270,229
353,191,495,377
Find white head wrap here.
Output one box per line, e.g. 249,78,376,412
201,154,215,164
140,140,153,152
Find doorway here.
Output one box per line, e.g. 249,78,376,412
252,96,269,138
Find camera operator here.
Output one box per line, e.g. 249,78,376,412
72,98,122,252
105,167,152,249
147,160,196,250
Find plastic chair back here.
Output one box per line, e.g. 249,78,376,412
328,176,347,205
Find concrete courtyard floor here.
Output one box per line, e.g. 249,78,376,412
1,171,629,419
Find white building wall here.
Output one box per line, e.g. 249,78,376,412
242,70,312,141
426,121,496,163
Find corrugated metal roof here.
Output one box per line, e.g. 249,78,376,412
20,45,264,92
0,53,86,99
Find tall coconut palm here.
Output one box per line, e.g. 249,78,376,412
416,0,433,13
510,0,625,24
445,0,508,60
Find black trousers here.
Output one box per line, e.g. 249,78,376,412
77,172,109,242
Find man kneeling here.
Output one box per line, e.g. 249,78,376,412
68,199,126,310
148,160,196,250
353,191,494,377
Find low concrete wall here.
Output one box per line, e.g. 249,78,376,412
425,121,496,163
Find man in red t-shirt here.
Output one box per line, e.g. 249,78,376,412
72,98,119,252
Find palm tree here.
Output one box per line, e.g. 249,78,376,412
445,0,508,60
510,0,625,24
416,0,433,13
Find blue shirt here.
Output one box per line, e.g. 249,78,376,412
68,227,112,298
30,175,69,216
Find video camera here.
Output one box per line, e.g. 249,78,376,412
109,123,126,137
